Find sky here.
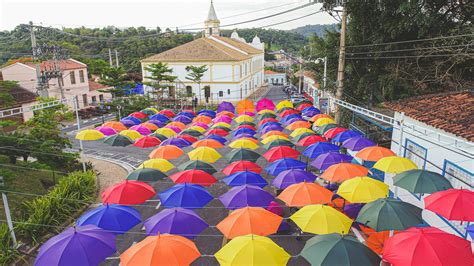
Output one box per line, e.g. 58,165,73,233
0,0,337,31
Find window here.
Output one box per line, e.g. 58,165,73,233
99,94,104,102
91,96,97,104
82,94,88,106
70,71,76,84
79,70,85,83
186,86,193,97
219,91,223,97
403,139,427,169
227,89,230,95
443,160,472,189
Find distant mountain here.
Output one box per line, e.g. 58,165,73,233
290,24,339,37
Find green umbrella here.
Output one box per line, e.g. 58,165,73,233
356,198,422,231
225,148,261,163
277,107,293,113
257,113,277,120
149,133,168,141
102,134,133,147
317,124,338,135
126,168,167,182
294,100,312,108
178,160,217,174
294,132,317,142
180,129,202,137
301,234,381,266
263,139,294,150
236,121,256,127
213,126,231,132
393,169,452,194
140,109,156,116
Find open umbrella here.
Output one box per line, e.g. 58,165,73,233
130,125,152,135
265,158,306,176
102,180,156,205
310,113,333,122
133,136,161,148
167,121,186,130
103,121,127,131
178,160,217,174
311,152,353,171
342,136,376,151
213,122,232,129
149,132,168,141
393,169,453,194
236,124,257,131
276,100,293,110
222,171,267,188
76,129,105,141
204,134,227,144
169,169,217,186
213,115,233,124
149,145,184,160
219,184,274,210
277,182,333,207
225,148,261,163
303,142,340,159
337,177,388,203
263,146,300,162
261,135,290,144
143,208,208,239
260,124,284,134
129,111,147,119
256,98,275,111
229,138,259,150
263,139,294,150
160,137,191,148
147,120,165,128
218,111,235,118
373,156,417,174
103,134,133,147
138,158,174,172
140,121,159,131
121,116,141,126
159,183,213,209
191,139,224,149
218,101,235,113
314,117,336,127
320,163,369,183
217,207,282,239
181,129,202,137
258,117,279,127
173,115,192,124
234,114,254,123
272,169,317,189
159,109,175,118
355,146,396,161
126,168,167,182
119,129,142,140
261,130,288,139
149,113,169,122
155,127,177,137
323,127,347,139
189,125,207,133
297,135,326,146
290,128,313,138
286,121,312,130
424,188,474,221
35,225,116,266
290,205,353,234
317,123,338,135
187,147,221,163
236,99,255,114
95,126,117,136
222,160,263,175
232,127,256,136
120,234,200,265
77,204,141,234
205,128,229,137
331,130,361,143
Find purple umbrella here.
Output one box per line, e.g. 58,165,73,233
160,137,191,148
35,225,116,266
332,130,362,143
95,126,117,136
173,115,192,124
213,116,233,124
148,120,165,128
241,111,255,117
143,208,208,239
130,125,152,135
284,118,304,126
217,101,235,113
165,125,182,133
218,184,274,210
191,122,209,129
343,203,364,219
121,119,138,127
302,110,320,118
260,125,284,134
272,169,317,189
311,152,353,170
342,136,376,151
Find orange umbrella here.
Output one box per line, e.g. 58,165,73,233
193,116,212,124
103,121,127,131
277,182,333,207
149,145,184,160
261,131,289,139
309,114,333,122
216,207,282,239
217,111,235,118
192,139,224,149
320,163,369,183
328,197,349,211
286,121,312,130
120,234,201,265
140,122,159,131
236,99,255,114
167,121,186,130
365,230,399,255
355,146,396,161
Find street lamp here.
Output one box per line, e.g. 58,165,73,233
315,57,328,90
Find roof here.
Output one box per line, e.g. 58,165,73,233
0,83,36,105
24,59,86,71
89,80,109,92
384,90,474,141
264,70,283,75
206,1,219,21
213,36,263,54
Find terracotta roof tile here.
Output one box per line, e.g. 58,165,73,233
384,90,474,141
89,80,109,91
213,36,263,54
24,59,86,71
264,70,282,75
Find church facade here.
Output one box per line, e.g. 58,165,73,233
141,1,265,103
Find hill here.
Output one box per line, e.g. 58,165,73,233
291,24,339,37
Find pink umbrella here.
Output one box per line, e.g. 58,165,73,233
95,126,118,136
256,98,275,112
191,122,209,129
129,125,152,135
213,115,232,124
266,201,283,216
165,125,182,133
241,111,255,117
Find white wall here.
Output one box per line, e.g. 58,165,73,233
1,63,37,92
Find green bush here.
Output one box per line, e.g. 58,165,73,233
0,223,20,265
0,155,10,164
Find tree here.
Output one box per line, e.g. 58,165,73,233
0,81,19,108
98,67,135,98
185,65,208,105
144,63,177,104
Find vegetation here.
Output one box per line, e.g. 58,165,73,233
106,94,155,118
185,65,208,101
98,66,135,97
0,223,20,265
144,62,177,102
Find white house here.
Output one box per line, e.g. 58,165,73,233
264,70,286,86
141,1,265,104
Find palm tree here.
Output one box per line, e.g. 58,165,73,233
185,65,208,106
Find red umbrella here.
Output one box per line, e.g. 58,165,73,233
296,103,312,111
258,118,279,127
383,227,473,266
236,124,257,131
159,110,176,118
324,127,348,139
263,146,300,162
129,111,148,119
133,136,161,148
102,180,156,205
177,134,198,143
169,170,217,187
279,109,299,118
222,161,263,175
205,128,229,137
297,135,327,146
424,188,474,222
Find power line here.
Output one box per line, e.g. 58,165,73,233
345,33,474,49
346,43,473,56
346,53,474,60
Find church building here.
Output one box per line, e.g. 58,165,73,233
141,1,265,103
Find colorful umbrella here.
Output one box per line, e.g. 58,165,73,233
76,129,105,141
337,176,388,203
320,163,369,183
234,114,254,123
159,109,176,118
392,169,453,194
130,125,152,135
126,168,167,182
297,135,327,146
342,136,376,151
121,116,141,125
167,121,186,130
331,130,361,143
276,100,293,111
103,134,133,147
260,124,284,134
217,101,235,113
323,127,347,139
76,204,141,234
222,160,263,175
277,182,333,207
161,137,191,148
102,180,156,205
355,146,396,161
204,134,227,144
263,139,294,150
424,188,474,221
225,148,261,163
261,130,288,139
279,109,299,118
205,128,229,137
138,158,174,172
219,184,274,210
236,99,255,114
149,132,168,141
302,142,340,158
263,146,300,162
261,135,289,144
191,139,223,149
317,123,338,135
181,129,202,137
169,169,217,186
173,115,192,124
187,146,221,163
258,117,279,127
120,234,200,265
218,111,235,118
222,171,267,188
177,160,217,174
256,98,275,112
213,115,233,124
309,113,333,122
149,113,170,122
290,205,353,234
95,126,117,136
272,169,317,189
147,120,165,128
133,136,161,148
314,117,336,127
217,207,282,239
148,145,184,160
143,208,208,239
229,138,259,150
103,121,127,131
257,109,276,115
343,203,364,219
119,129,142,140
129,111,147,119
35,225,116,266
213,122,232,128
159,183,213,209
311,152,353,170
286,121,312,130
232,127,256,136
140,121,159,131
259,113,277,120
155,127,177,137
373,156,417,174
236,124,257,131
265,158,306,176
188,125,206,133
289,128,313,138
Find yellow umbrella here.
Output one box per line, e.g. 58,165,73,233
188,125,206,133
229,139,259,150
290,205,352,235
276,100,293,111
120,130,142,140
146,107,159,113
155,127,177,137
373,156,418,174
212,122,232,128
314,117,336,127
138,158,174,172
75,129,105,141
290,128,314,138
337,176,388,203
188,147,221,163
261,135,290,144
215,235,290,266
235,115,254,123
258,109,276,115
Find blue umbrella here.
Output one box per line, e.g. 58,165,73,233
177,111,196,119
272,169,317,189
332,130,362,143
143,208,208,239
467,224,474,240
342,136,376,151
265,158,307,176
232,128,256,136
120,116,141,125
281,114,302,124
222,171,268,188
259,121,281,129
76,204,141,234
159,183,213,209
303,142,341,159
260,125,284,134
302,110,320,118
198,110,216,118
311,152,353,170
173,115,192,124
149,114,170,122
203,134,227,144
218,184,274,210
302,106,319,113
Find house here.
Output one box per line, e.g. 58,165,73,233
141,1,265,104
384,90,474,238
0,77,37,124
264,70,286,86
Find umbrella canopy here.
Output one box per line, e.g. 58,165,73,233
424,188,474,221
213,115,233,124
383,227,473,266
277,182,333,207
95,126,117,136
159,109,176,118
143,208,208,239
290,205,353,234
301,234,381,266
276,100,293,110
188,125,206,133
130,125,152,135
133,136,161,148
159,183,213,209
259,113,277,120
263,139,294,150
103,121,127,131
236,124,257,131
225,148,261,163
279,109,299,118
265,158,306,176
126,168,167,182
76,129,105,141
356,198,422,231
149,145,184,160
169,169,217,186
256,98,275,112
147,120,165,128
343,203,364,219
261,130,288,139
149,132,168,141
272,169,317,189
129,111,147,119
140,122,159,131
303,142,340,159
217,101,235,113
331,130,361,143
342,136,376,151
236,99,255,114
155,127,177,137
187,147,221,163
173,115,192,124
204,134,227,144
178,160,217,174
217,207,282,239
232,127,256,136
286,121,311,130
205,128,229,137
103,134,133,147
218,110,235,118
149,113,170,122
311,152,353,171
167,121,186,130
35,225,116,266
355,146,396,161
320,163,369,183
309,113,333,122
317,123,338,135
258,118,279,127
77,204,141,234
181,129,202,137
260,125,284,134
229,138,259,150
314,117,336,127
138,158,174,172
120,234,200,266
119,129,142,140
289,128,313,138
323,127,347,139
222,160,263,175
234,114,254,123
222,171,267,188
263,146,300,162
393,169,453,194
297,135,327,147
160,137,191,148
261,135,290,144
213,122,232,129
219,184,274,210
373,156,417,174
102,180,156,205
337,177,388,203
121,116,141,125
192,139,224,149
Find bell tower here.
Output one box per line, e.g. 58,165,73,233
204,0,220,37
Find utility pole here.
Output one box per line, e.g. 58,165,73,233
53,46,65,99
298,61,303,94
114,50,119,67
108,48,113,66
334,2,347,123
30,22,48,98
